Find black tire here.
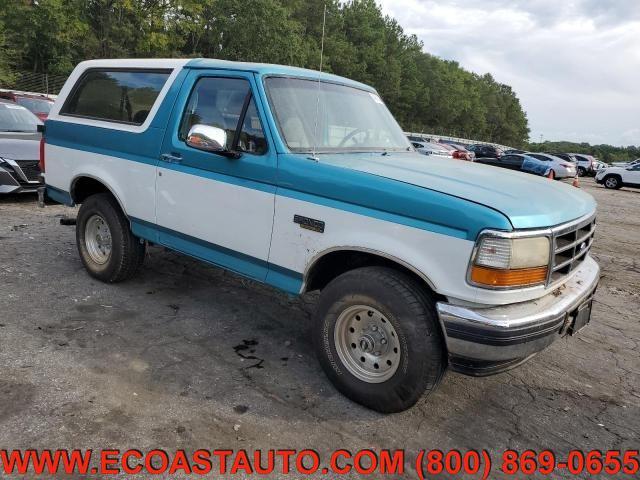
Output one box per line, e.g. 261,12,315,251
76,193,145,282
577,167,586,177
548,169,556,180
603,175,622,189
313,266,446,413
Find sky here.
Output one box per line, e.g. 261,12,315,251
376,0,640,146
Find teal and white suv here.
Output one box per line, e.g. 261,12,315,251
42,58,600,412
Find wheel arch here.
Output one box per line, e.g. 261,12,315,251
70,174,128,215
603,173,622,180
302,247,440,297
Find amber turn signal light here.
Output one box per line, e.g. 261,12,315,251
470,265,548,287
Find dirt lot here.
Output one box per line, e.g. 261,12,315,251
0,178,638,478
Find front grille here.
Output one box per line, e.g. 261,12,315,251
549,214,596,284
15,160,41,182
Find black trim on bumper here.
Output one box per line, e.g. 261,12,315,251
449,354,538,376
443,316,566,346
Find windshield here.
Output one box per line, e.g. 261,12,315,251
0,104,42,132
16,97,53,114
265,77,410,153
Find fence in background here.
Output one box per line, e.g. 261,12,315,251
0,71,68,96
404,132,512,151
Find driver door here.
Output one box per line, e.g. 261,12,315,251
155,70,277,281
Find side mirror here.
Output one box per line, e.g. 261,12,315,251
186,124,227,152
186,124,241,159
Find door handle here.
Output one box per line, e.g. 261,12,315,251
161,153,183,164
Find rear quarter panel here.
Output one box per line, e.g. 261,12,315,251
44,60,189,222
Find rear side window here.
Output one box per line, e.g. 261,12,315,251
61,69,171,125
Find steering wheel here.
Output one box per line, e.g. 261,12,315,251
338,128,369,148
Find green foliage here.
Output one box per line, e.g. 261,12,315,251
527,141,639,164
0,0,531,146
0,19,16,85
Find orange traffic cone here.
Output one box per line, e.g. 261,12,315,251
547,169,554,180
572,175,580,188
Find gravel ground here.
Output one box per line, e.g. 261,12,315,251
0,177,638,478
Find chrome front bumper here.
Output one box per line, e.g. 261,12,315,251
436,255,600,376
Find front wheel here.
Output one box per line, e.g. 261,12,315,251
578,167,586,177
603,175,621,189
76,193,145,283
313,267,446,412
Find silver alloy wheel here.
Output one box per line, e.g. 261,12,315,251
605,177,618,188
85,214,112,265
334,305,401,383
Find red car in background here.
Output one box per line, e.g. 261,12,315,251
438,143,475,161
0,91,54,121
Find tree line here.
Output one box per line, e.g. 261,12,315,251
0,0,530,146
527,141,639,164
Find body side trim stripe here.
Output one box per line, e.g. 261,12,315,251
129,217,303,294
42,142,471,238
46,185,75,206
277,187,467,239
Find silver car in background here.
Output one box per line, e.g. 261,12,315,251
526,153,577,179
411,141,453,158
0,100,42,194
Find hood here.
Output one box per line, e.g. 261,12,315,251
0,138,40,160
318,152,596,229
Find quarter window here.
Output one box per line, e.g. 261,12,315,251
179,77,267,155
61,69,170,125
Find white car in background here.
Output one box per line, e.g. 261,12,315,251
411,141,453,158
526,153,577,179
595,162,640,189
612,158,640,167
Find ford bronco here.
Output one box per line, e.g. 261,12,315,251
41,59,599,412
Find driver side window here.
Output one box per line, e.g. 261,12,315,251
179,77,267,155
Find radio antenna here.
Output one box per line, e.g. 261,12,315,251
319,3,327,73
310,3,327,161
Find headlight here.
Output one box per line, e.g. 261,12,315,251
469,233,550,288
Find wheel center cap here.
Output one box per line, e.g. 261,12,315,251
359,335,375,353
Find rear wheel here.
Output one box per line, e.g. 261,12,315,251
313,266,446,412
603,175,622,189
76,193,145,282
578,167,586,177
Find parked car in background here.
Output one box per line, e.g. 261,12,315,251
411,141,453,157
504,149,525,154
549,152,578,165
568,153,596,176
468,144,504,159
0,91,55,121
438,142,474,160
612,158,640,168
407,135,432,143
0,100,42,193
549,152,600,176
595,162,640,189
593,160,608,172
526,153,577,179
475,153,552,177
